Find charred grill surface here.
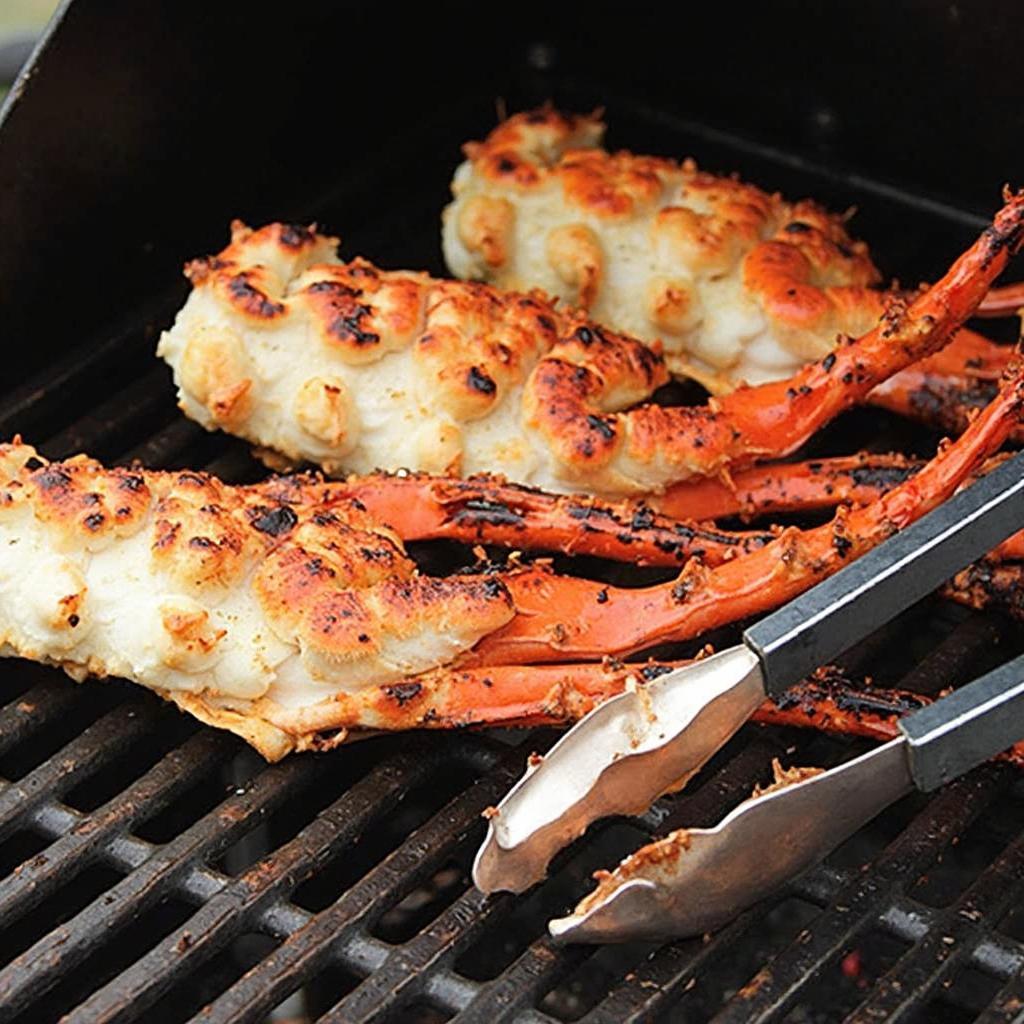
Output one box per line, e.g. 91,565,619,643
2,84,1024,1024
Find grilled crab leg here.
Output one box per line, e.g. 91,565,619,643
444,107,884,387
870,328,1023,438
326,472,774,566
755,674,1024,767
942,560,1024,621
0,442,519,761
470,355,1024,664
0,354,1019,765
653,452,924,520
339,658,1024,768
445,108,1018,395
0,442,763,759
277,459,1024,573
159,193,1024,498
456,663,1024,767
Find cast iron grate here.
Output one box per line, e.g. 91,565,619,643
2,90,1024,1024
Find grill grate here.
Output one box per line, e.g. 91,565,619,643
3,93,1024,1024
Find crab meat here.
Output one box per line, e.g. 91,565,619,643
443,107,882,386
159,192,1024,498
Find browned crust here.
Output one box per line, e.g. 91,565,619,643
457,107,882,339
522,317,669,473
176,221,710,482
0,443,515,744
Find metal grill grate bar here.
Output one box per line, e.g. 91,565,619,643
203,763,507,1022
0,730,224,925
0,699,159,839
975,969,1024,1024
0,321,153,441
0,752,331,1015
41,365,176,459
121,417,209,470
455,938,586,1024
580,911,783,1024
64,746,440,1023
24,797,234,905
327,890,501,1022
311,756,522,1022
843,827,1024,1022
893,613,1004,695
708,769,1012,1023
0,677,89,755
971,936,1024,978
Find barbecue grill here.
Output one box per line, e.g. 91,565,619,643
3,2,1024,1020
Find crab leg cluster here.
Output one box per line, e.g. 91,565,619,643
469,352,1024,665
443,106,1024,440
4,337,1024,759
8,114,1024,765
159,192,1024,500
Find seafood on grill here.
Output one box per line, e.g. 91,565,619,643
443,107,884,388
756,669,1024,766
323,456,1024,568
443,107,1024,406
157,191,1024,499
2,335,1023,760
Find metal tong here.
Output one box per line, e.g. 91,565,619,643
473,449,1024,943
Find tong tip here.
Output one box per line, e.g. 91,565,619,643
472,815,549,894
548,878,663,944
547,739,913,944
472,649,767,898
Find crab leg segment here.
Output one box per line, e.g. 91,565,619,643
754,674,1024,767
274,464,1024,571
878,328,1010,386
298,661,679,735
330,472,774,566
654,333,1014,521
653,453,923,520
978,281,1024,316
942,560,1024,621
471,357,1024,665
325,659,1024,770
657,453,1024,563
870,328,1020,437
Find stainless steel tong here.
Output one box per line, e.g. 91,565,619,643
473,449,1024,943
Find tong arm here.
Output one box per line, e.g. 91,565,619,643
745,450,1024,694
902,650,1024,791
